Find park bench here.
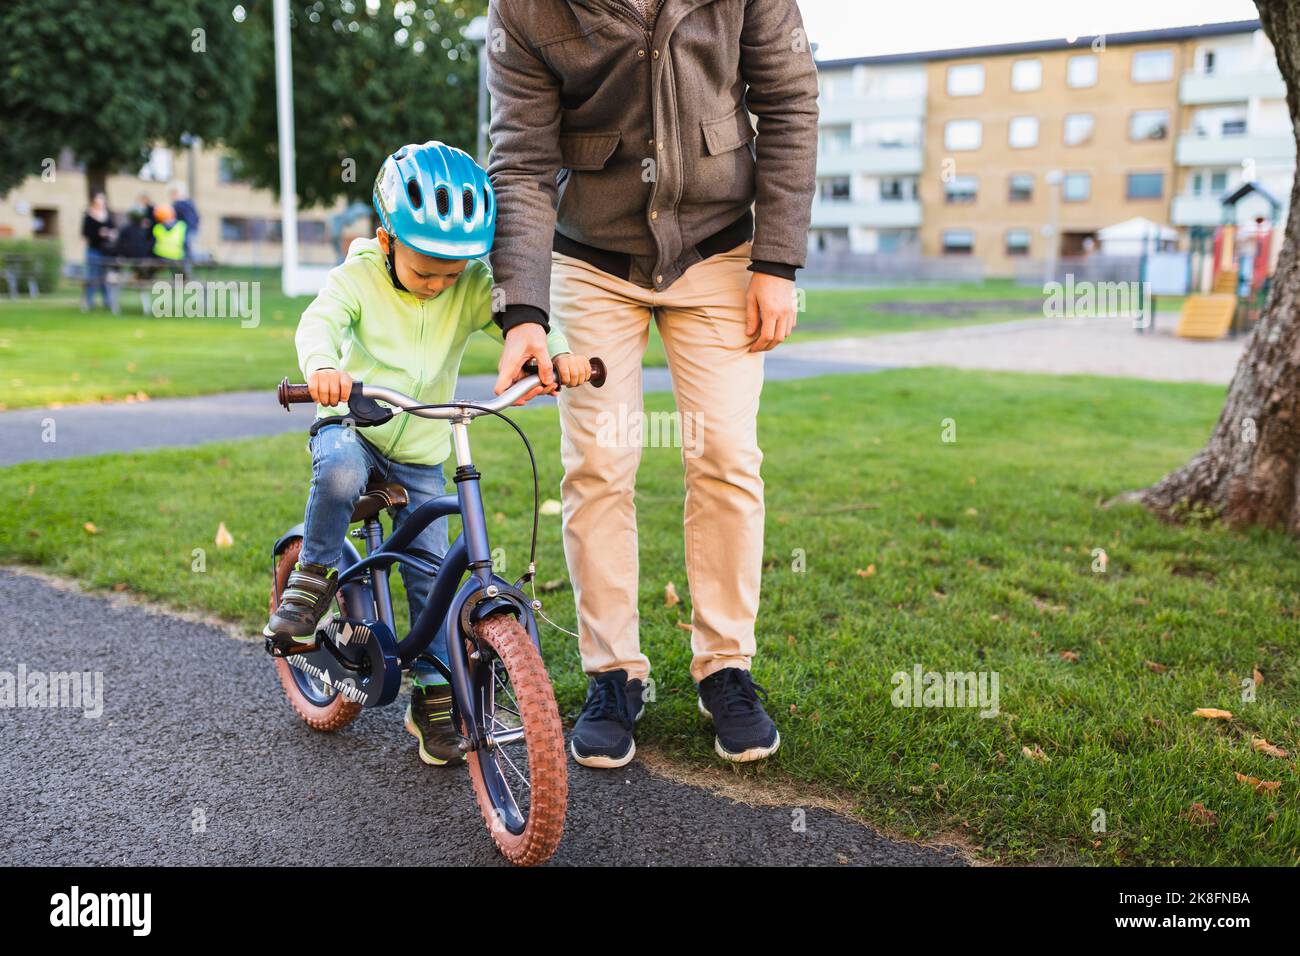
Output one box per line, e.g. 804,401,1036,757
1,253,42,299
66,257,194,315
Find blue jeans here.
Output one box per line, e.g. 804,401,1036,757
84,249,109,309
300,425,450,684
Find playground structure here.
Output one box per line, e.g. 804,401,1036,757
1176,181,1283,340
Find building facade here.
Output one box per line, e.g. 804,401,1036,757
811,19,1294,278
0,142,345,267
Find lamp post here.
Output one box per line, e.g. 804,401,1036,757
465,15,490,166
1043,169,1063,286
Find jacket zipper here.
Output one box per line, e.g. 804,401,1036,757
382,296,427,459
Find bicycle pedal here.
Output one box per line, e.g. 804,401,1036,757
264,633,320,658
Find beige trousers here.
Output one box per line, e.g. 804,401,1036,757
550,240,765,683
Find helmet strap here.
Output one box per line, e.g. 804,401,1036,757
383,235,409,294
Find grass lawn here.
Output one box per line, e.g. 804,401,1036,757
4,367,1294,865
0,277,1041,409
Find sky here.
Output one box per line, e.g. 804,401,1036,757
798,0,1261,62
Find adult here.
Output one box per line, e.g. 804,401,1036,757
80,192,116,310
486,0,818,766
150,204,187,262
169,183,199,259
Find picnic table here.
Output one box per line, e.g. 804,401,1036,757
65,256,206,315
1,253,43,299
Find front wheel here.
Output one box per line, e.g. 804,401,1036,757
269,538,363,733
463,612,568,866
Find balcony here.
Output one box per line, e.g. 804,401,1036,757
817,145,924,176
817,94,927,126
809,199,922,229
1171,195,1224,226
1179,70,1286,105
1175,132,1295,166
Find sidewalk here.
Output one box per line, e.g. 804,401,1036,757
782,315,1245,386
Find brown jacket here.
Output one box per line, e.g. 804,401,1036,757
485,0,819,331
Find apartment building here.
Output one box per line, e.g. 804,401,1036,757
811,58,927,256
0,143,345,266
811,19,1293,278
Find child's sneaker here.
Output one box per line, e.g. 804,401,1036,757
405,681,465,765
264,561,340,642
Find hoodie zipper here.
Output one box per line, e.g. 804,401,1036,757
382,295,427,459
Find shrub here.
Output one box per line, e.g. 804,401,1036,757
0,237,63,294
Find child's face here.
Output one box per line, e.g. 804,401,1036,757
377,228,467,299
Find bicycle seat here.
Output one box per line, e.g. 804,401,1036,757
351,480,409,522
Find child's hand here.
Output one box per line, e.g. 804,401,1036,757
308,368,353,407
553,353,592,390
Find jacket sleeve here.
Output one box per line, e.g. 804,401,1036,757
739,0,820,272
295,267,360,378
485,0,563,332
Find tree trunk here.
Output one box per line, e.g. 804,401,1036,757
85,164,108,202
1137,0,1300,532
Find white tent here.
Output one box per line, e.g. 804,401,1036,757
1096,217,1179,256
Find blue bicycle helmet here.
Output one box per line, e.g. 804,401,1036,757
372,141,496,264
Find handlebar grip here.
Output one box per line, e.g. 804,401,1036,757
277,376,315,411
519,356,607,389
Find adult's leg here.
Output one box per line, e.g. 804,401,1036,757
652,241,766,683
551,251,654,681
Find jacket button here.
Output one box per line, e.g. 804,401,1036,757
652,49,659,59
657,142,664,151
637,49,645,58
656,274,663,283
650,210,658,220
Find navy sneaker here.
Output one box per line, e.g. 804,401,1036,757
569,669,645,769
697,667,780,762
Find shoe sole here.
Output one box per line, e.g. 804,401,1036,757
698,698,781,763
262,623,315,642
570,738,636,769
404,711,459,767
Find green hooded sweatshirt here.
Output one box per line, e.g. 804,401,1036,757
295,237,570,466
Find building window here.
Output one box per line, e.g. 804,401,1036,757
1008,173,1034,202
819,177,852,202
1210,171,1228,193
947,63,984,96
1129,109,1170,141
1067,54,1098,88
878,229,911,253
1190,172,1203,195
1062,173,1091,202
1008,116,1039,148
298,220,328,244
218,156,249,185
942,229,974,255
1132,49,1174,83
944,175,978,204
880,177,915,202
1063,113,1094,146
820,125,852,154
1011,58,1042,92
1222,118,1247,136
1127,172,1164,200
1202,49,1217,75
944,119,982,150
1005,229,1031,256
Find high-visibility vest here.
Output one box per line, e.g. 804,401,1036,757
152,221,187,260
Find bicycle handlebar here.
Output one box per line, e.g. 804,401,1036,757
276,357,606,419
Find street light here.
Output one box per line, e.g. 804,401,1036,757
464,15,489,166
1043,169,1063,286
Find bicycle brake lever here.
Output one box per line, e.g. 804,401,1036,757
346,382,395,427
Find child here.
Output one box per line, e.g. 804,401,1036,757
265,141,590,765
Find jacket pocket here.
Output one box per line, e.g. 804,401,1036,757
700,106,756,155
559,130,621,171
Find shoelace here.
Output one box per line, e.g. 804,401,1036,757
581,676,633,730
712,669,769,718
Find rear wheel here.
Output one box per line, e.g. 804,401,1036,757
462,612,567,866
269,538,362,733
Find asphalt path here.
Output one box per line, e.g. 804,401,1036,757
0,568,962,867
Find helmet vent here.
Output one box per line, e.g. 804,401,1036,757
434,186,450,217
406,179,423,210
462,187,475,221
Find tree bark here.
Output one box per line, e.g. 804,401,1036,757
85,164,108,202
1137,0,1300,532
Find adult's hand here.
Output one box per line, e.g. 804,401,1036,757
745,272,797,352
495,323,556,406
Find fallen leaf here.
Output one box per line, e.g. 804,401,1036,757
1182,803,1218,827
1251,737,1289,759
1059,650,1080,662
112,583,128,592
675,620,693,633
215,522,234,548
1021,744,1050,763
1253,667,1264,686
1145,660,1168,674
1234,772,1281,795
83,522,99,535
786,633,796,646
664,581,681,607
964,507,978,516
539,498,562,516
855,565,876,578
1034,597,1066,614
1192,708,1233,720
537,579,566,593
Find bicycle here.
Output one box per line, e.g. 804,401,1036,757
266,358,606,866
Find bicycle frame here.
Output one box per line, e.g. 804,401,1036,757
326,416,540,753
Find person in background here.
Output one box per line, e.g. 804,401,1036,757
81,192,116,310
170,183,199,259
112,206,158,277
151,203,187,264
